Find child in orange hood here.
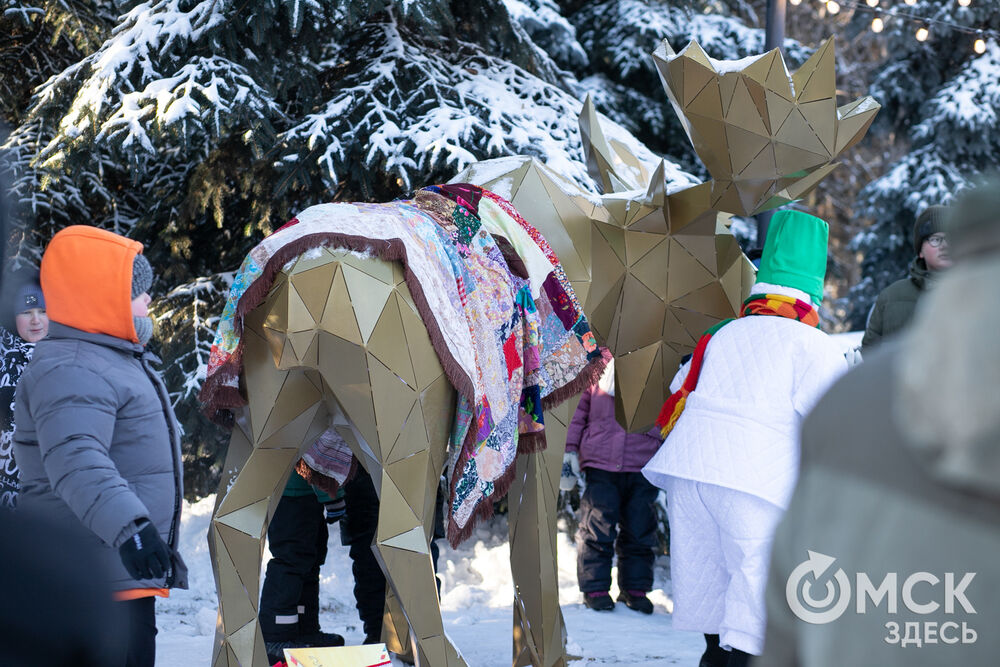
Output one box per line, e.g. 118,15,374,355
15,226,186,666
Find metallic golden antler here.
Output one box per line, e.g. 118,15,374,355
654,38,880,216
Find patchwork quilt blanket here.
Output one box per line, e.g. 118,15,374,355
200,184,607,544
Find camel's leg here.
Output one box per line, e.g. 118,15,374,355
508,397,581,667
314,253,463,666
209,318,328,667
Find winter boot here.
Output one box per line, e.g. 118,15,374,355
617,590,653,614
699,634,729,667
298,630,345,648
583,591,615,611
265,639,304,665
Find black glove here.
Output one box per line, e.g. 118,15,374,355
118,521,172,583
323,497,346,524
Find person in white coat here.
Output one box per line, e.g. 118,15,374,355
642,210,847,667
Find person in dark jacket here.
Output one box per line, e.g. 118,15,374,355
0,269,48,508
561,359,663,614
862,205,951,351
261,463,392,664
260,469,347,664
14,225,187,667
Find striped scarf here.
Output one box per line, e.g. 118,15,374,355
654,293,820,438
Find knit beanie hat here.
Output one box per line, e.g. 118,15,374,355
132,254,153,345
913,205,949,254
14,281,45,313
756,210,829,305
132,253,152,298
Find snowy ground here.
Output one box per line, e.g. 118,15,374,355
157,495,704,665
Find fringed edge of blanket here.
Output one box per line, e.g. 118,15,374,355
198,360,244,428
444,346,612,547
445,425,521,548
199,231,476,428
542,346,612,411
295,457,360,498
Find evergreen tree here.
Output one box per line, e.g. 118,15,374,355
846,1,1000,327
0,0,115,128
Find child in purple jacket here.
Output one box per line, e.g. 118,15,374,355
561,359,663,613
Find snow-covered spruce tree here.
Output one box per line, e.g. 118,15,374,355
153,272,232,495
846,2,1000,328
0,0,116,262
3,0,699,496
0,0,115,128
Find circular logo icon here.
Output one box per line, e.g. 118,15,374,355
786,550,852,624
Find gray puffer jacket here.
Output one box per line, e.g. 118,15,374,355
14,322,188,591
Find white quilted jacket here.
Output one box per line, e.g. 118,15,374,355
642,313,847,509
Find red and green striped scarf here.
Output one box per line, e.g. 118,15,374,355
654,293,820,438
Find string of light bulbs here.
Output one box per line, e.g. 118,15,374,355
789,0,998,54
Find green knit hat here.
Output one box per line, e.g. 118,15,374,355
757,210,829,304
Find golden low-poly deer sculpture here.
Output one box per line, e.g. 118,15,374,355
205,37,877,667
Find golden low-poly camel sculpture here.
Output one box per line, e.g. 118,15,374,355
205,38,877,667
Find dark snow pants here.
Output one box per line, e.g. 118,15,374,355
120,596,156,667
259,493,328,641
341,468,386,644
576,468,659,593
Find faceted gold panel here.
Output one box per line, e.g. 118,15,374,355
653,37,879,216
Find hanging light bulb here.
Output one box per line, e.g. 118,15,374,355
904,0,916,5
866,0,879,7
827,1,841,15
916,25,930,42
789,0,802,5
872,16,885,33
958,0,972,7
974,37,987,54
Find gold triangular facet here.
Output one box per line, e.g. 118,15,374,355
793,38,836,104
319,265,364,346
215,498,270,539
375,474,422,543
367,296,417,390
666,239,717,302
290,263,337,322
381,526,430,554
317,333,378,450
368,353,418,452
629,241,668,299
614,343,659,430
340,264,394,344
